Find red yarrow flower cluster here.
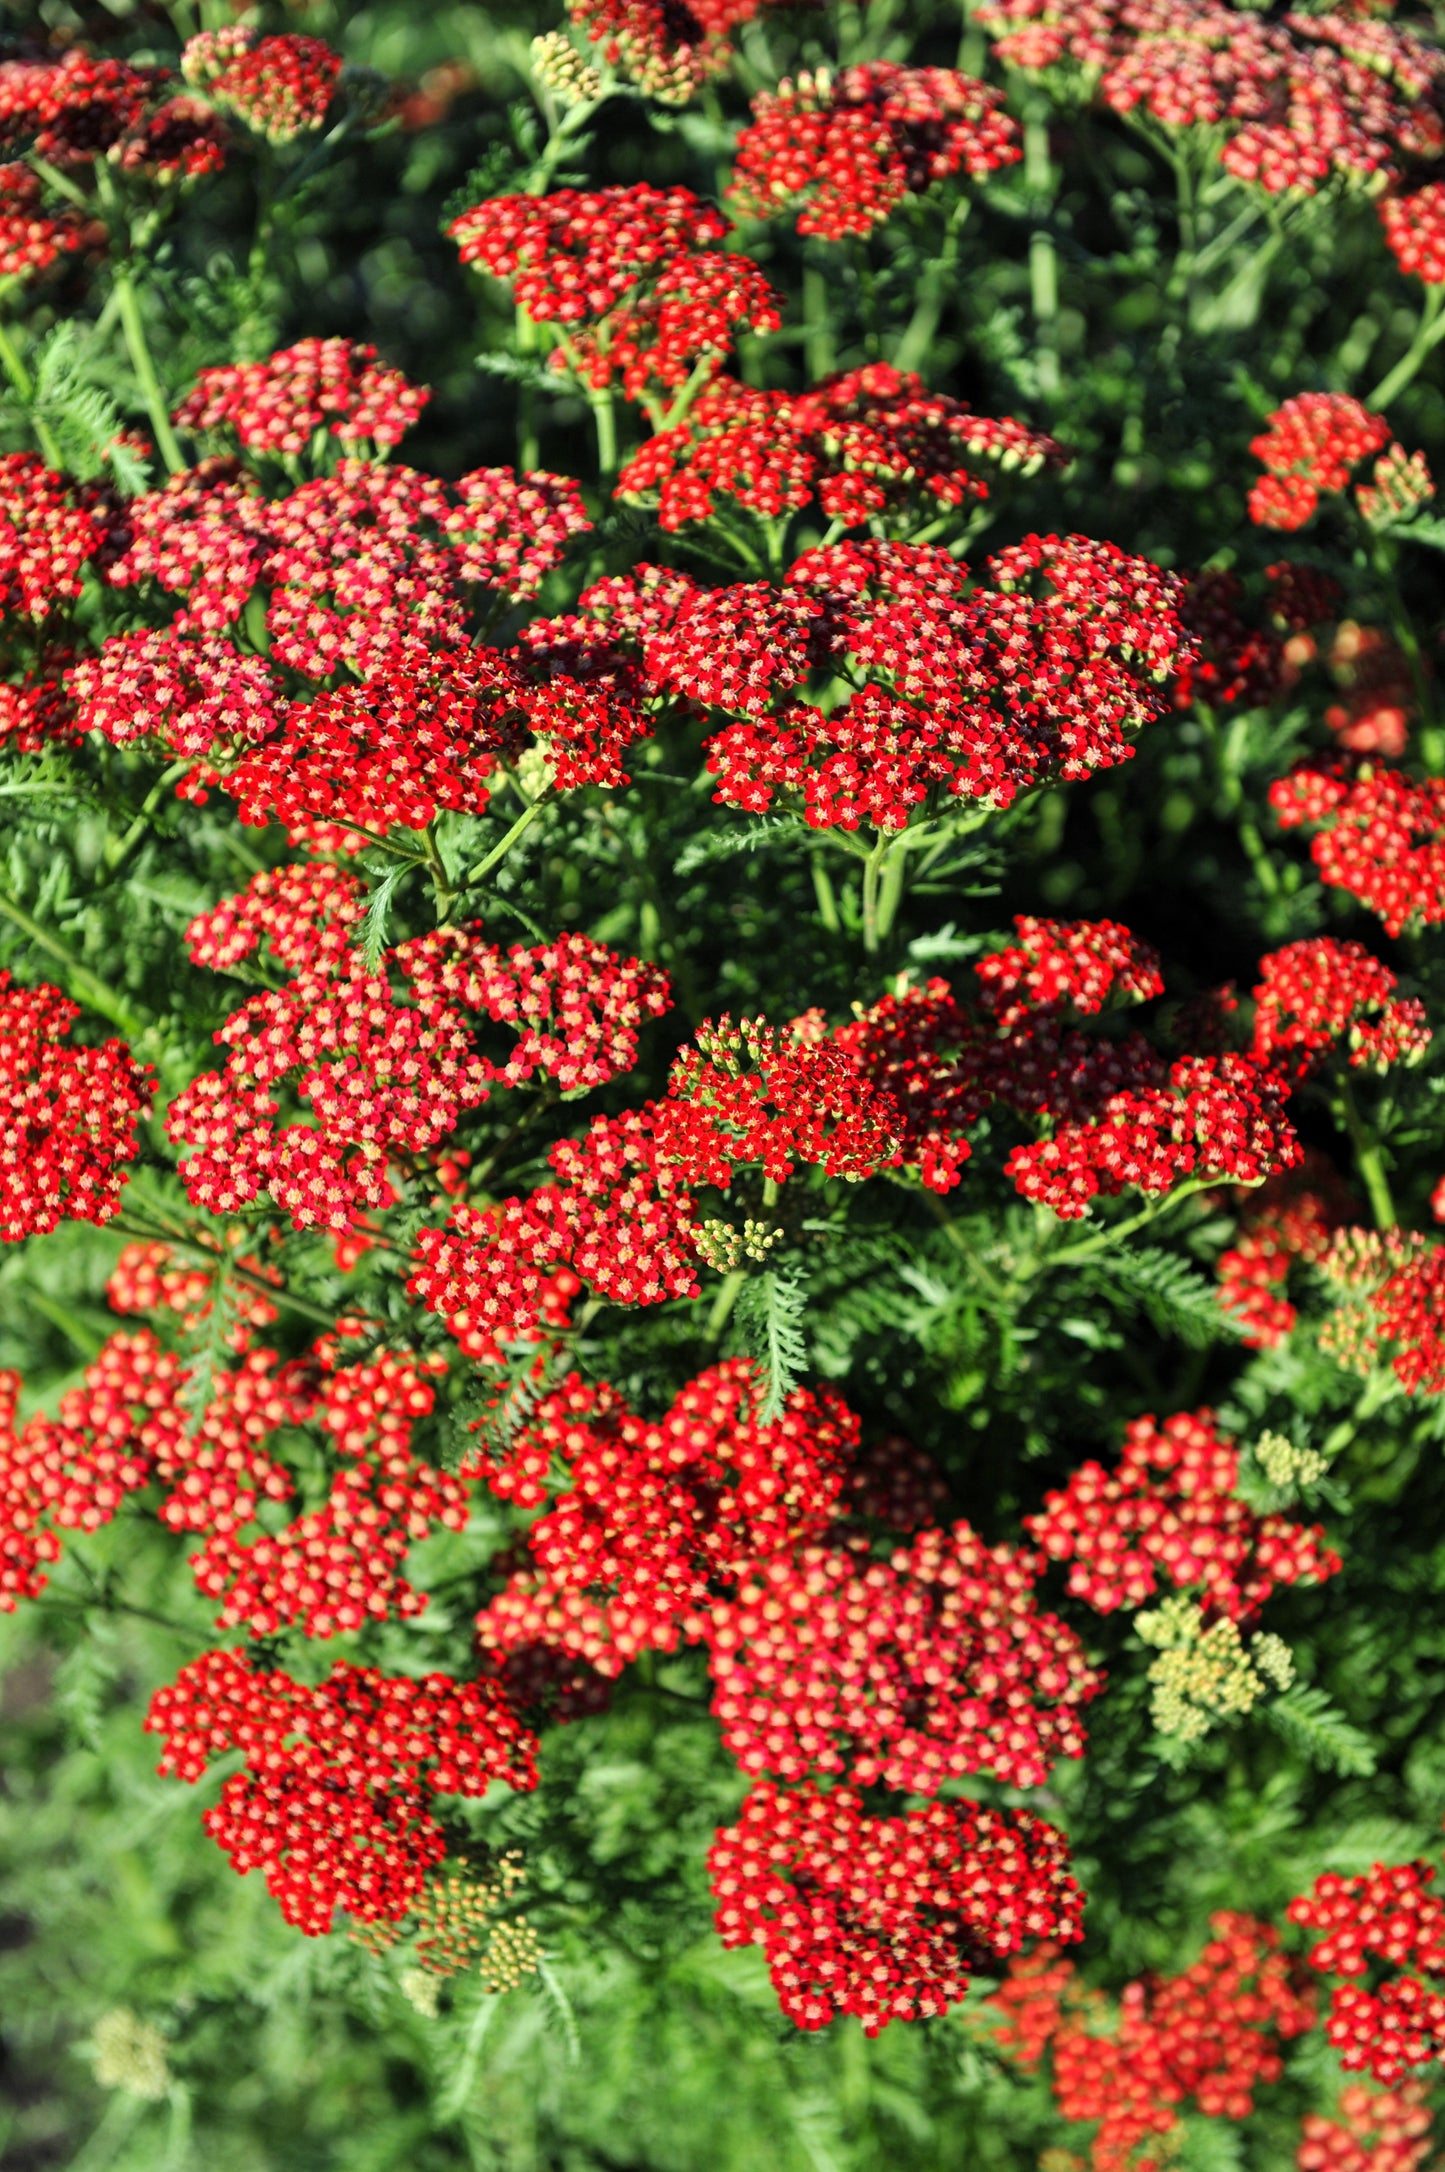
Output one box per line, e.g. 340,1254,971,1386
1252,938,1431,1079
169,901,666,1233
0,974,152,1242
145,1648,537,1933
1216,1153,1355,1349
475,1362,855,1675
1270,761,1445,937
1381,183,1445,285
201,33,342,143
615,363,1068,533
104,457,590,676
704,1519,1103,1792
1249,395,1392,532
709,1783,1084,2033
992,1915,1316,2172
974,1,1445,198
1316,1231,1445,1399
569,0,759,103
450,184,782,396
730,64,1020,238
67,628,282,758
1025,1407,1341,1621
835,917,1169,1193
174,338,429,457
620,536,1194,833
0,453,103,621
0,160,94,279
1289,1860,1445,2083
410,1014,904,1354
1004,1051,1300,1219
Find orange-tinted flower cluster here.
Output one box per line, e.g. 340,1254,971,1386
992,1914,1316,2172
709,1784,1084,2032
1025,1407,1341,1621
474,1361,854,1674
729,63,1019,238
1172,560,1340,712
0,974,152,1243
704,1520,1103,1791
145,1648,537,1932
1289,1860,1445,2083
450,183,782,398
1270,761,1445,936
616,363,1067,532
1298,2083,1434,2172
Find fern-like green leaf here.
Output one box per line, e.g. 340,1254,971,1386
734,1268,809,1421
1267,1686,1377,1776
1083,1245,1242,1349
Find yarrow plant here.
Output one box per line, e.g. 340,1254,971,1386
1,0,1445,2165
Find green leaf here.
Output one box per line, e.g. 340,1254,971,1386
1267,1686,1377,1777
674,817,796,877
1082,1246,1242,1349
733,1268,809,1422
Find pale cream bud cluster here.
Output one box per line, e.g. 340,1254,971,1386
530,34,602,109
1254,1428,1328,1491
90,2008,170,2100
1136,1594,1294,1741
693,1217,785,1272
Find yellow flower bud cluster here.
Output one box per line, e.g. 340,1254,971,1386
530,33,602,109
692,1217,785,1272
354,1852,543,2004
1135,1595,1294,1741
1254,1429,1328,1490
90,2008,170,2101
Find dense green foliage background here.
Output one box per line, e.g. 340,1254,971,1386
4,0,1445,2166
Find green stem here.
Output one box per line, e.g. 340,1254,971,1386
1025,104,1059,401
0,889,148,1039
101,758,193,878
591,388,618,481
874,834,910,944
1336,1075,1397,1230
421,823,455,923
811,856,841,933
1039,1175,1222,1270
0,316,64,468
1368,284,1445,412
461,797,546,888
515,305,539,471
113,268,185,475
705,1268,746,1341
861,832,889,954
802,262,836,380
